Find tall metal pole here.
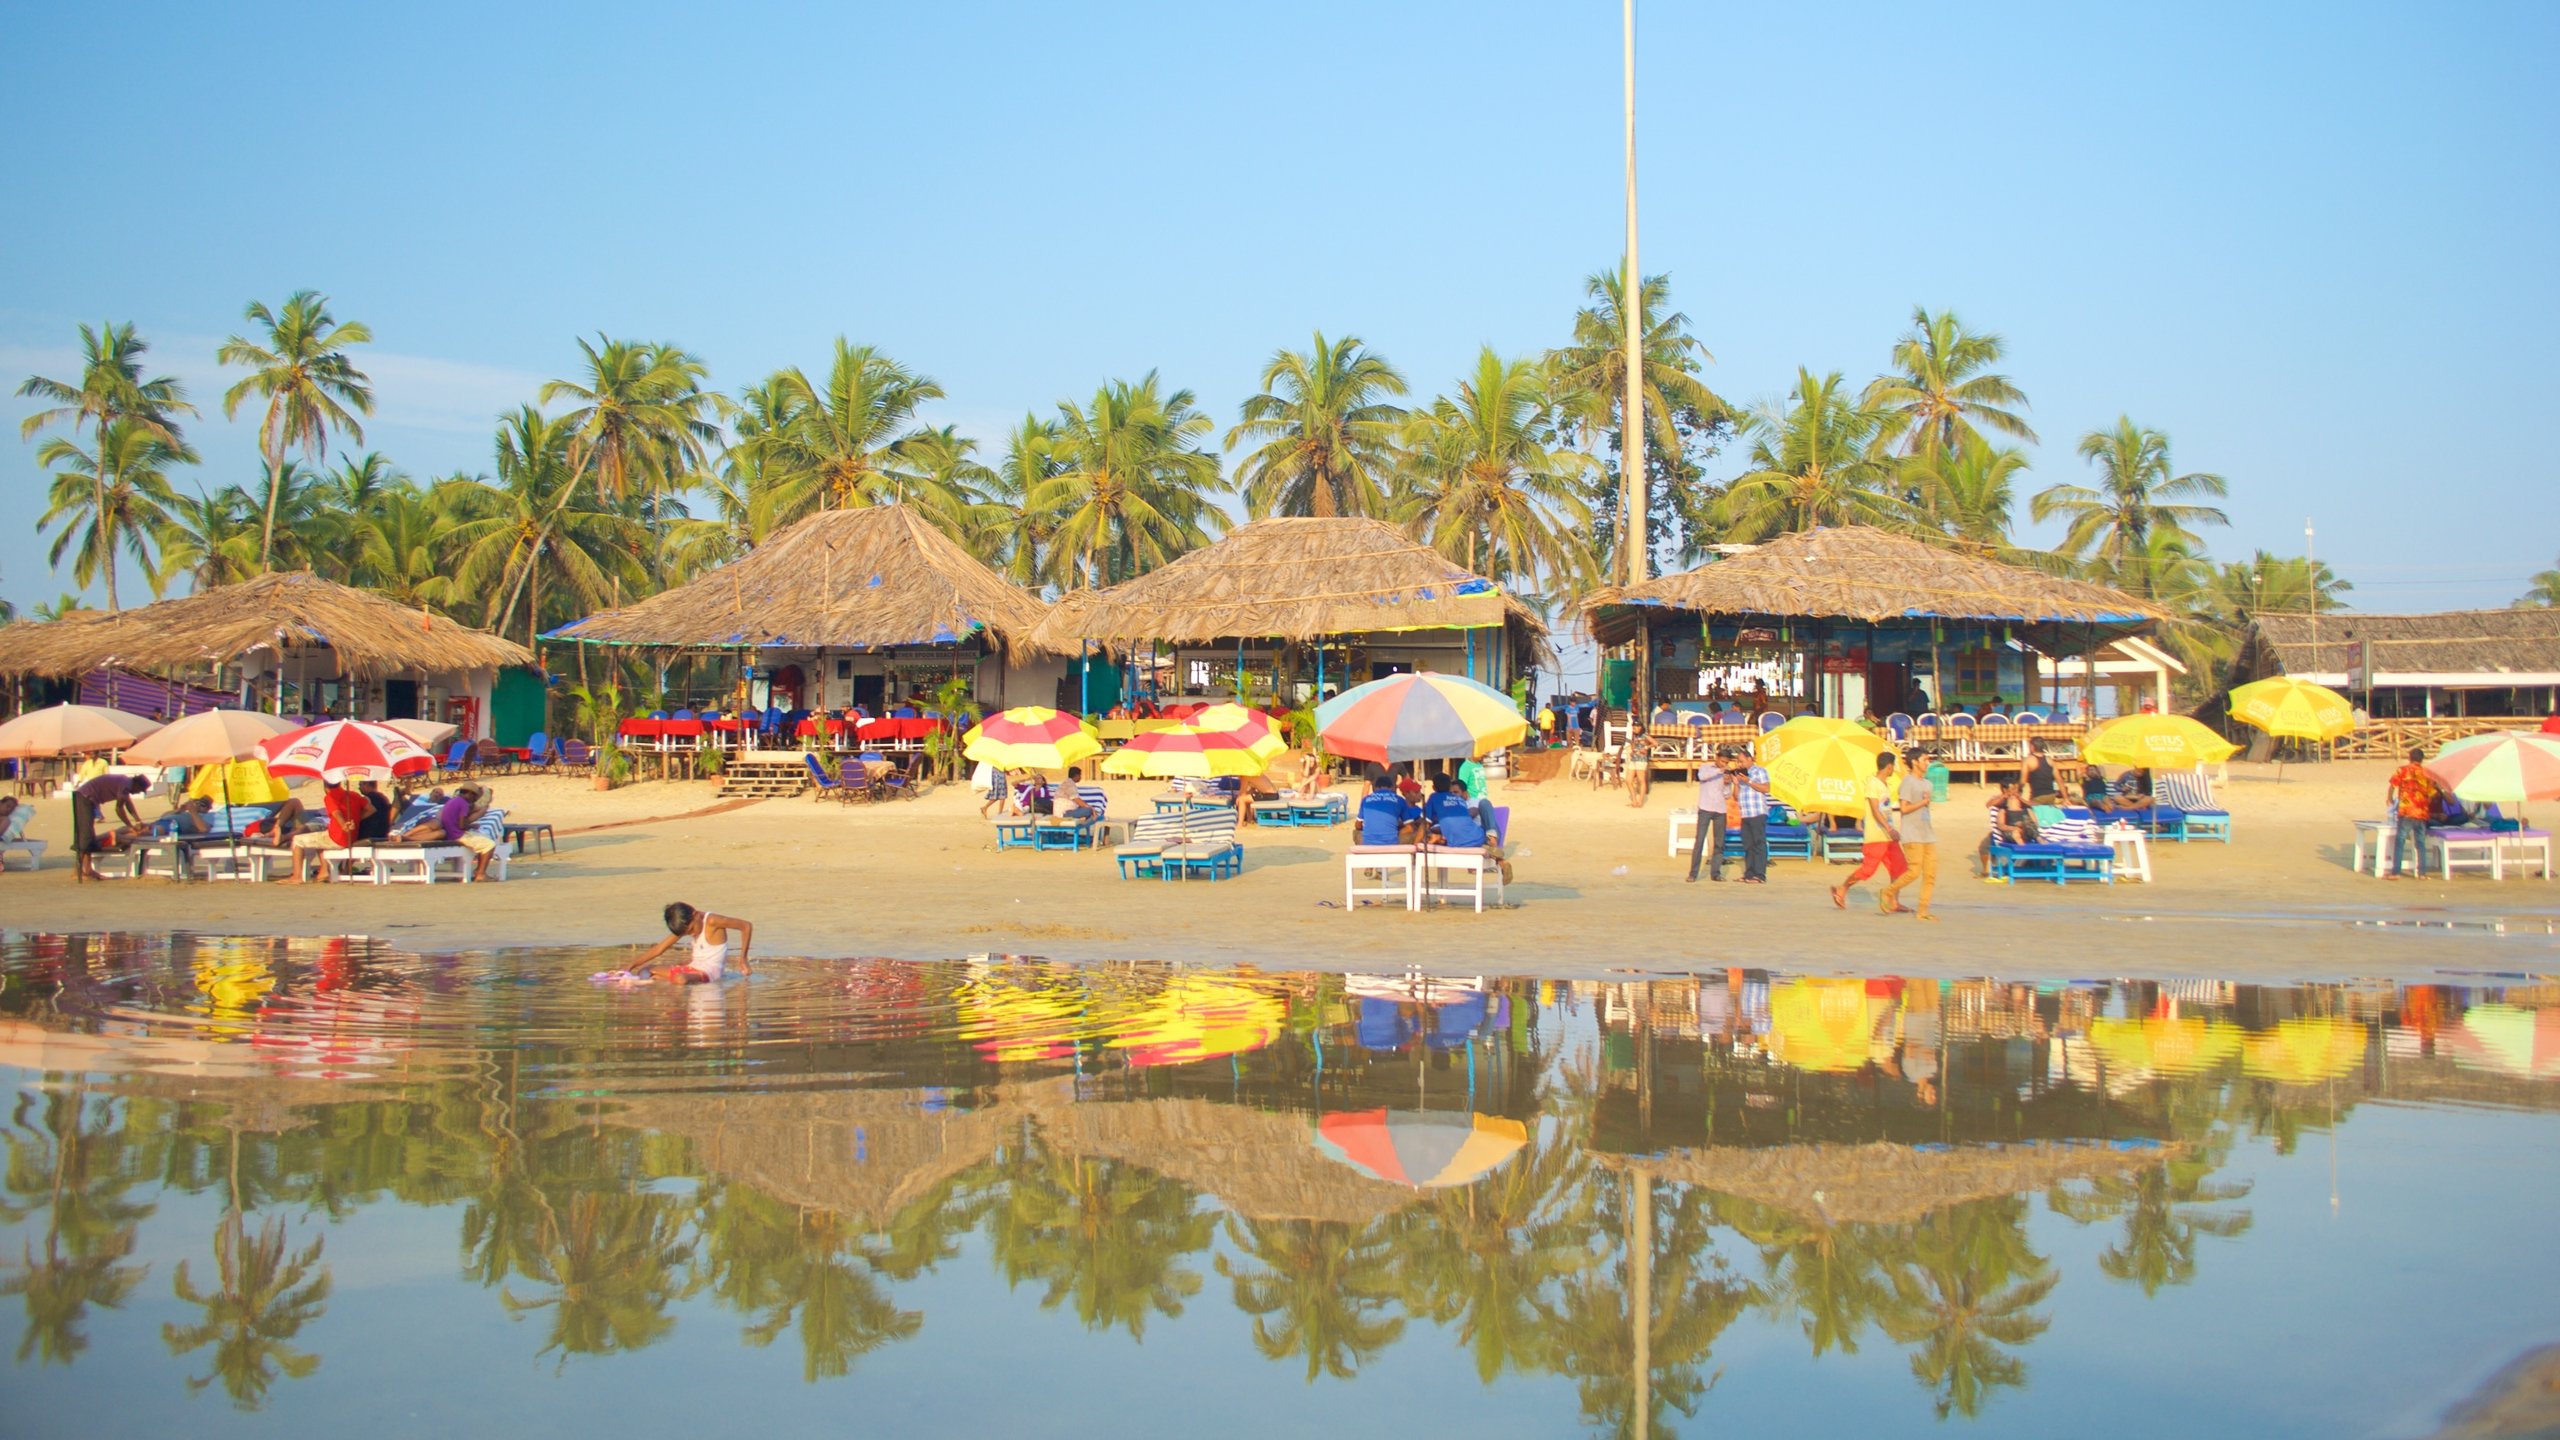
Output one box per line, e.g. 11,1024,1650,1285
1622,0,1647,585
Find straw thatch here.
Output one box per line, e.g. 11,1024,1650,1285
547,503,1053,653
1598,1139,2181,1228
1577,526,2168,648
2242,609,2560,684
0,571,532,679
1029,516,1546,651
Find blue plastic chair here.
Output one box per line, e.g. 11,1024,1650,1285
525,732,552,768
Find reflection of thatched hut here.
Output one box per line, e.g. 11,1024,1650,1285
1030,516,1547,707
547,503,1061,712
613,1089,1015,1230
1020,1084,1425,1227
0,571,534,740
1596,1140,2180,1228
1576,526,2167,717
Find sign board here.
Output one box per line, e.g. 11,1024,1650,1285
2343,639,2372,693
1816,656,1865,676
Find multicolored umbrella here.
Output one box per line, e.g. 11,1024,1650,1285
1100,724,1270,778
0,703,159,760
2241,1017,2365,1085
1314,673,1526,764
2228,677,2356,743
1314,1109,1528,1189
2445,1003,2560,1080
1187,703,1288,764
258,719,437,782
1764,730,1890,819
962,707,1101,772
2082,712,2241,770
2425,732,2560,805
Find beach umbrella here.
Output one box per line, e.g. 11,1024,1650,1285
383,717,461,751
1314,1109,1528,1189
1754,714,1872,765
2227,677,2356,743
0,703,160,760
2081,713,2241,770
1187,703,1288,764
1314,673,1527,764
1766,978,1875,1072
1764,730,1889,819
1106,973,1285,1067
2444,1003,2560,1080
2241,1017,2364,1085
123,708,302,766
258,719,437,782
2424,731,2560,805
1099,723,1270,779
184,758,294,807
962,707,1101,772
2089,1016,2243,1081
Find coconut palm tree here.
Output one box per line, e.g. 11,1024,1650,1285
538,336,721,508
162,1213,330,1409
984,1144,1216,1340
0,1087,156,1367
36,421,193,607
19,323,198,608
901,423,999,536
1871,1199,2058,1421
1716,370,1906,541
1909,434,2031,553
154,486,268,593
217,291,373,569
350,482,466,611
1864,307,2035,457
1226,332,1408,519
446,408,649,644
500,1190,692,1362
2029,419,2227,599
2516,556,2560,608
1547,267,1727,583
1218,1216,1408,1381
1392,349,1599,592
1033,373,1227,589
966,414,1066,585
755,340,947,525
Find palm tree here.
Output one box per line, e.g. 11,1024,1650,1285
2515,556,2560,608
966,414,1065,585
1863,307,2035,457
350,482,466,611
500,1191,692,1362
2029,418,2228,598
1390,1125,1604,1382
1217,1217,1407,1381
163,1213,330,1409
36,421,192,607
1,1087,156,1367
1716,370,1906,541
984,1142,1216,1340
154,486,268,593
538,336,721,508
1909,434,2030,553
447,409,648,644
217,291,374,569
320,451,406,520
1871,1198,2057,1421
1392,349,1599,592
19,322,198,608
2201,552,2351,625
902,424,999,534
1226,332,1408,519
752,341,948,526
1547,267,1726,582
1033,373,1227,588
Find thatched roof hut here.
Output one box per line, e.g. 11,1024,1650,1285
2238,609,2560,689
0,570,533,679
1577,526,2166,652
1596,1139,2181,1228
547,504,1052,655
1029,516,1545,671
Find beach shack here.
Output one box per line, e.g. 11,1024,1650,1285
1576,526,2167,724
0,570,534,740
545,503,1060,715
1027,516,1547,710
2234,608,2560,756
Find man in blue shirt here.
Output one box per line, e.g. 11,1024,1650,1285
1357,769,1423,845
1423,773,1512,883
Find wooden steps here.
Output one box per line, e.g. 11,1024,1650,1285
716,752,811,800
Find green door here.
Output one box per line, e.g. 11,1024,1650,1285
491,666,547,747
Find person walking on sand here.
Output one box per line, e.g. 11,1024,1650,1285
1831,750,1910,914
1881,747,1938,921
627,901,754,982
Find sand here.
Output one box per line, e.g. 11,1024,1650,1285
4,758,2555,981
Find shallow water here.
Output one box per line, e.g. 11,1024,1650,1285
3,933,2557,1440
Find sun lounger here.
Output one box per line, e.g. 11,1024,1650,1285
0,839,45,872
1116,813,1190,879
2151,773,2230,841
200,843,297,882
364,844,505,884
1162,810,1242,879
1988,840,2114,884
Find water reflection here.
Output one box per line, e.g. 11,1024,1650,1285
2,933,2557,1437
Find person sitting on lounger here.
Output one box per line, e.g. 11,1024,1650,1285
1977,779,2039,877
2109,768,2152,812
293,777,375,883
1290,754,1328,799
1357,768,1425,845
1424,772,1514,883
2080,767,2125,813
244,795,310,844
1049,768,1092,822
0,796,26,844
354,779,392,841
627,901,753,982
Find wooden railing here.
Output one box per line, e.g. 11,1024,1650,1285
2332,717,2546,761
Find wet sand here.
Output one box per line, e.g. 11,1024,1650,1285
4,758,2555,981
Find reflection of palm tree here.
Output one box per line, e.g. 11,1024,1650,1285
1393,1127,1603,1381
2049,1137,2252,1296
1712,1193,1883,1358
1548,1176,1756,1440
1,1088,154,1365
986,1139,1215,1340
162,1213,330,1409
1872,1198,2056,1421
501,1191,692,1362
1217,1216,1406,1380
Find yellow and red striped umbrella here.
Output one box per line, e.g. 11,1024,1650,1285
1099,723,1269,778
1188,703,1288,764
962,707,1101,772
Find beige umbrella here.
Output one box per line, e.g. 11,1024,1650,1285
381,717,460,751
123,709,303,766
0,703,160,760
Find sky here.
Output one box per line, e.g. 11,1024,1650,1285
3,0,2555,618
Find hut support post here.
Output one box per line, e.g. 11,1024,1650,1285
1635,614,1654,724
1079,640,1089,716
1466,628,1475,682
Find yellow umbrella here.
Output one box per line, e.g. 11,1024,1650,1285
1098,724,1270,778
185,757,294,806
2089,1016,2244,1080
1753,714,1871,765
1187,703,1288,764
1106,973,1285,1067
1767,978,1875,1073
1765,729,1890,818
2228,677,2355,743
961,707,1101,772
2241,1017,2364,1085
2082,713,2240,770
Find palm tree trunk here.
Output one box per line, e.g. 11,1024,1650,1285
257,413,284,570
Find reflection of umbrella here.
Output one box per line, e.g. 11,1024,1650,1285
2241,1017,2364,1084
1764,731,1889,818
382,717,461,751
2082,713,2240,769
1754,715,1870,765
1315,673,1527,764
185,759,293,807
1187,703,1288,764
2445,1004,2560,1079
258,720,436,782
0,703,159,760
1100,724,1269,778
2090,1016,2243,1079
1767,978,1874,1072
2228,678,2355,743
1106,974,1284,1067
2426,732,2560,806
962,707,1101,772
1315,1109,1528,1189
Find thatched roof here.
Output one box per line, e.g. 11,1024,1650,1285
2244,609,2560,685
0,571,533,679
548,503,1052,654
1029,516,1546,650
1598,1139,2180,1227
1577,527,2167,650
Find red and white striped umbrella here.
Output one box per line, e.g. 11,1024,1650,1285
258,719,437,783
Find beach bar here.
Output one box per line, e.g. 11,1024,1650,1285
2234,608,2560,757
1026,516,1548,710
0,570,534,741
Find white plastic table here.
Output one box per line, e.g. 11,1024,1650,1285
2103,822,2152,884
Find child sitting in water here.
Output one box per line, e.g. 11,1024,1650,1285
624,901,754,983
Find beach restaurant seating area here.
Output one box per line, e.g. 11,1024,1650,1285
2351,804,2554,881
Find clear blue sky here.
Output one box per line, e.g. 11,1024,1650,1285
4,0,2554,616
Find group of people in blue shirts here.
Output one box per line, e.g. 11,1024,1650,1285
1354,767,1509,880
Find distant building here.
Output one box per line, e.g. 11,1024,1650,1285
2237,609,2560,718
